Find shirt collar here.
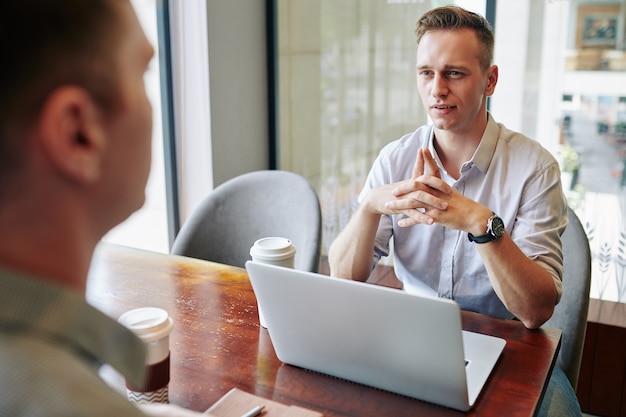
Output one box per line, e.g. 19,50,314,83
0,268,147,387
426,113,500,177
470,113,499,173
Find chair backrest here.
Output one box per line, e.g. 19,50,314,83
543,206,591,389
171,170,322,272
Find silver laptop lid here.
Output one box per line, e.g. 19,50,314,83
246,261,504,411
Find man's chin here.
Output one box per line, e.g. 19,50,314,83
431,119,453,131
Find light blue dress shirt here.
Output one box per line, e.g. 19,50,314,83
361,114,568,319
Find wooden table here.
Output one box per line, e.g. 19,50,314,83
87,243,562,417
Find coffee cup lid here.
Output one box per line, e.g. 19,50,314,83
118,307,174,343
250,237,296,260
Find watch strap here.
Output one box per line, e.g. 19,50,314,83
467,230,496,243
468,213,503,244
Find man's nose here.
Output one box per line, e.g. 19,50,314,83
431,74,448,97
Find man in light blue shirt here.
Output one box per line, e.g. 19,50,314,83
362,114,567,320
329,5,578,416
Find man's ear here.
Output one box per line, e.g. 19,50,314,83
37,86,107,184
485,64,498,97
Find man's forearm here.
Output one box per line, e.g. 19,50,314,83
477,234,558,329
328,206,382,281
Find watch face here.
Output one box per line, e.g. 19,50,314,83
491,216,505,238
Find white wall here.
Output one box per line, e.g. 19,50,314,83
205,0,270,187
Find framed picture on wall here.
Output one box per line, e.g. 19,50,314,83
577,4,621,49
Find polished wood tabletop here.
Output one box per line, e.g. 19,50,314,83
87,242,562,417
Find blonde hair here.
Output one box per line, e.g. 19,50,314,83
415,5,494,71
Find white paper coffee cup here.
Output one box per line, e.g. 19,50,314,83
250,237,296,327
118,307,174,404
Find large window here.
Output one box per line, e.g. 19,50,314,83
557,0,626,303
275,0,626,302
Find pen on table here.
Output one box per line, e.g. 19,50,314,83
241,404,265,417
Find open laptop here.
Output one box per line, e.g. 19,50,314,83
245,261,506,411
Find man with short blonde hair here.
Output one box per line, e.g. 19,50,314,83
329,5,579,416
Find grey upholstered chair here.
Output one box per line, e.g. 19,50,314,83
171,170,323,272
543,206,592,389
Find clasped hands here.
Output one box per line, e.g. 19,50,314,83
366,148,481,231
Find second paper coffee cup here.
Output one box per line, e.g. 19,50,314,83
250,237,296,327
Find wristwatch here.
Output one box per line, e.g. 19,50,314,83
468,213,505,244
